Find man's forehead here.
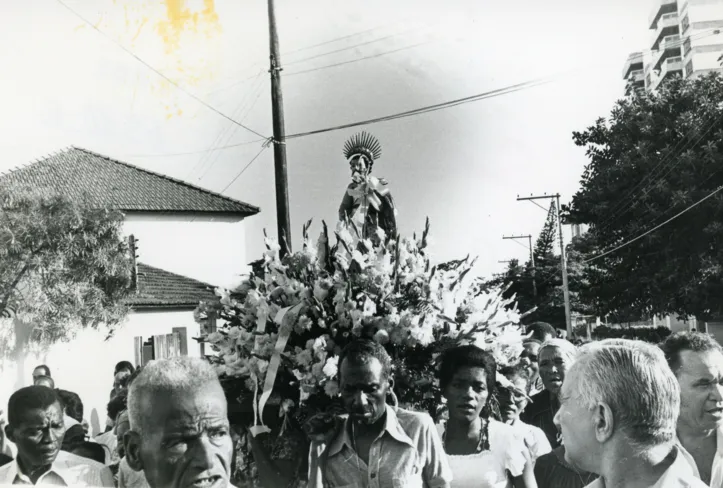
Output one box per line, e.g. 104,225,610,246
19,404,63,422
679,349,723,376
140,388,227,421
340,357,385,383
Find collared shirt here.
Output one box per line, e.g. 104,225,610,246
0,450,115,486
583,447,708,488
308,405,452,488
677,425,723,487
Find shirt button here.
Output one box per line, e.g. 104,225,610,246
370,473,377,479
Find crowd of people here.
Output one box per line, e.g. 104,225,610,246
0,322,719,488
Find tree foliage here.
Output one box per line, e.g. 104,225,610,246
0,185,132,343
566,73,723,320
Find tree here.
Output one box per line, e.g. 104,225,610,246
566,72,723,320
0,185,132,344
483,204,592,328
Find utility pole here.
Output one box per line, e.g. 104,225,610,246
267,0,292,258
502,234,537,297
517,193,573,336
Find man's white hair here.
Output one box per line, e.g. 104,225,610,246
128,356,222,434
572,339,680,448
540,338,578,362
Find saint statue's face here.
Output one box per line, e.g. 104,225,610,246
350,155,371,182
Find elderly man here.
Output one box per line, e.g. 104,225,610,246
0,385,114,486
308,339,452,488
124,357,233,488
554,339,706,488
661,331,723,486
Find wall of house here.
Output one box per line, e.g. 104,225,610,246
123,213,250,289
0,309,201,437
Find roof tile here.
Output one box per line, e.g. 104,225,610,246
126,263,218,308
0,147,259,215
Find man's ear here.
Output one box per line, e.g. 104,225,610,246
124,431,144,472
4,425,14,445
388,377,395,390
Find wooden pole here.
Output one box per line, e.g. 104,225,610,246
555,194,573,336
267,0,292,257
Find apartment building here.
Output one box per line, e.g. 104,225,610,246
622,0,723,91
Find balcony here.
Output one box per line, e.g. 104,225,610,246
622,52,645,78
652,35,682,70
627,69,645,85
651,56,684,90
651,13,680,51
649,0,678,29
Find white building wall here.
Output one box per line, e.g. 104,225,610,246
123,213,249,289
0,310,201,437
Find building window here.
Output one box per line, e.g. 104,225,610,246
683,36,691,56
681,14,690,33
685,59,694,77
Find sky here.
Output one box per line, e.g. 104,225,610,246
0,0,654,282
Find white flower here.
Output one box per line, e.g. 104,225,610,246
322,356,339,378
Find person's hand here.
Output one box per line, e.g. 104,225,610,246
302,411,345,444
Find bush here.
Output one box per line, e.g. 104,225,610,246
591,325,671,343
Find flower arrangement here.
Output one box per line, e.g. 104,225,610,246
195,219,527,487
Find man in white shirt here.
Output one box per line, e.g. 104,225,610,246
554,339,707,488
0,385,114,486
661,331,723,487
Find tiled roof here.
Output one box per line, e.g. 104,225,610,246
0,147,259,216
126,263,218,309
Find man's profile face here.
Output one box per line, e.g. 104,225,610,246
129,385,233,488
339,357,390,425
6,401,65,472
554,367,598,473
676,349,723,431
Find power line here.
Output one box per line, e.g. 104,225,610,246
584,185,723,264
282,23,393,56
283,25,424,66
197,78,267,182
285,41,430,77
55,0,268,140
219,145,269,194
122,138,267,158
284,75,562,140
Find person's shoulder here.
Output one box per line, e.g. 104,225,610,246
394,406,434,424
58,451,108,470
393,406,436,433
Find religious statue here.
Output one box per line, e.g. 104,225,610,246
337,131,397,242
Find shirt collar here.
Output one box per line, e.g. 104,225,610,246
327,404,415,457
10,451,77,486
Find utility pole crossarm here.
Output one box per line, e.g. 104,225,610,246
503,234,532,240
517,193,560,202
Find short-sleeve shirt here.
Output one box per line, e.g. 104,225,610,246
308,405,452,488
0,450,115,486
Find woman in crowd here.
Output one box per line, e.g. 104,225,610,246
497,364,551,463
520,339,577,448
438,345,536,488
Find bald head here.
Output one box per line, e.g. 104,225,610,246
33,375,55,389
